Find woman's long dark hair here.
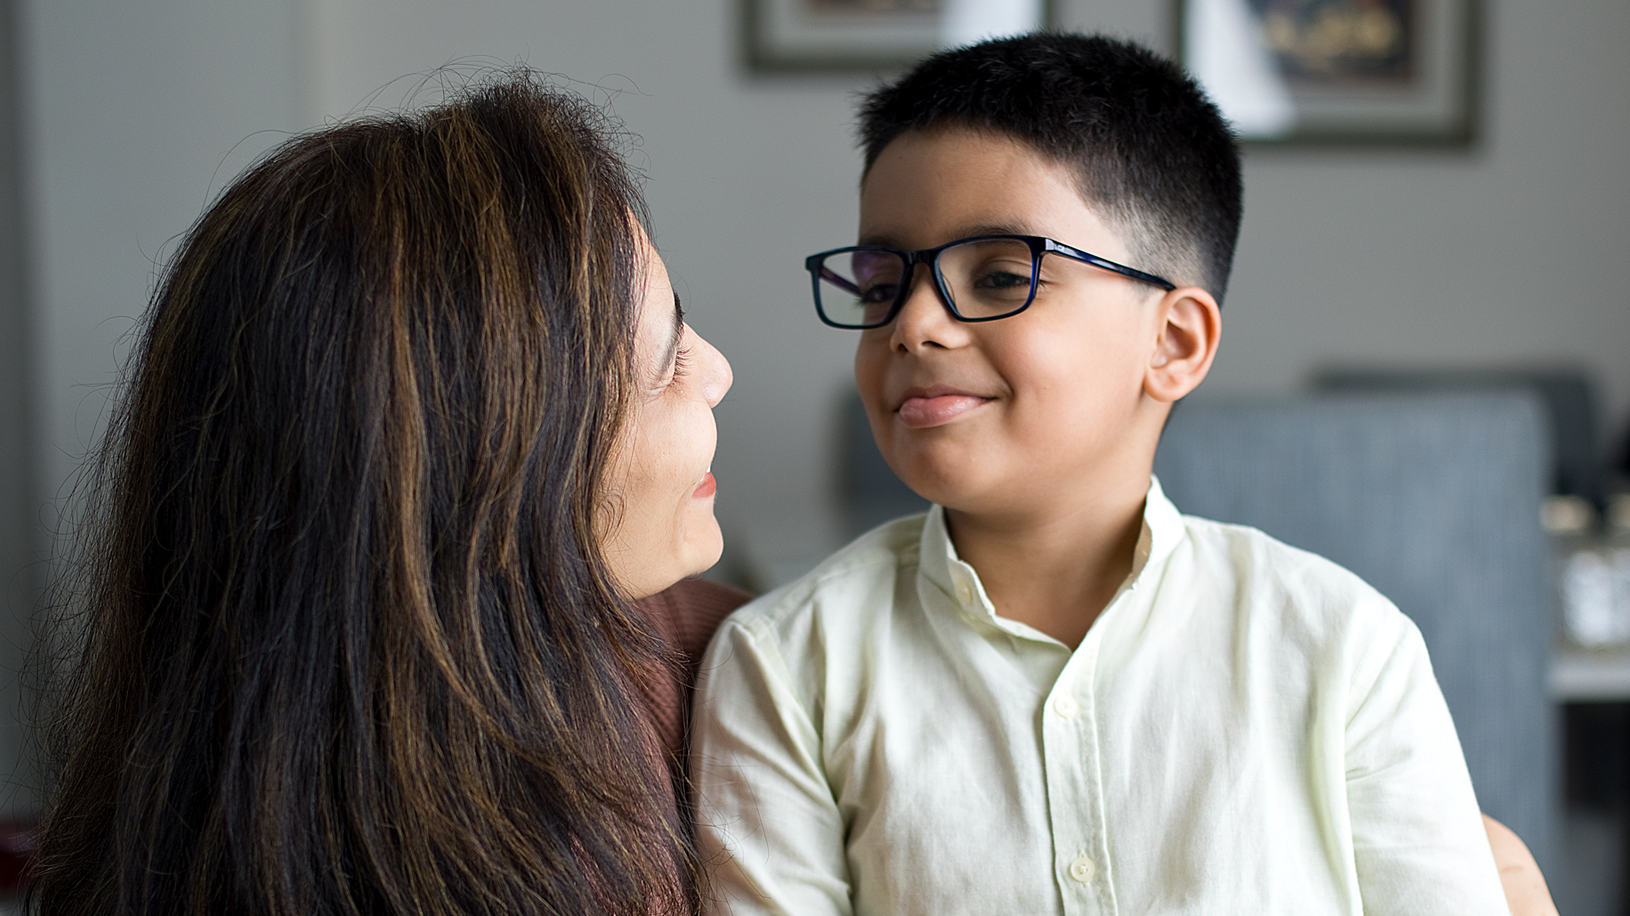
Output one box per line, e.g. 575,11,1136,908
31,75,699,915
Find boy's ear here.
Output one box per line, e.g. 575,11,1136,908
1144,286,1221,404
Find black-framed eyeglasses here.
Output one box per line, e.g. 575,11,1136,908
804,234,1175,330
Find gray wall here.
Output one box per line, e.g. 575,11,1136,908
0,0,38,816
12,0,306,816
6,0,1629,810
23,0,304,506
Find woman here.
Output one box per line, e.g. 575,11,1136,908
30,72,1554,915
33,75,737,915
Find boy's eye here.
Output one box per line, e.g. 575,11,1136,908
970,268,1032,291
859,282,900,304
956,259,1036,309
939,239,1038,314
852,252,905,318
857,284,900,324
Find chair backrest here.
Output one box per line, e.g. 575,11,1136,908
1153,390,1555,871
1313,367,1600,505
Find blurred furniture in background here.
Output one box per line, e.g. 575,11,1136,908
1312,367,1630,904
1313,368,1602,507
1553,650,1630,700
1153,391,1555,874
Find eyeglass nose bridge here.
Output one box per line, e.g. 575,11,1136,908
883,251,961,326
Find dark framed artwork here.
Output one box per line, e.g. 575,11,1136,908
1177,0,1480,145
743,0,1053,73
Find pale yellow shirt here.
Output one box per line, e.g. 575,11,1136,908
692,479,1508,915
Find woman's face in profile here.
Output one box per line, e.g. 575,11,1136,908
599,232,734,598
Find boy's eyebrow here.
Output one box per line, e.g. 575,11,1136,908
859,222,1036,248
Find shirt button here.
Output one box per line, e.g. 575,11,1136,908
1068,854,1097,884
954,581,973,604
1053,693,1079,719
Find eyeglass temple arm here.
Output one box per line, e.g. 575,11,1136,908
1049,239,1176,291
816,265,864,296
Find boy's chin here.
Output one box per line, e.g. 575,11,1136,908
886,443,1059,518
895,469,1005,516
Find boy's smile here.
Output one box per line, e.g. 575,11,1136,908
854,126,1184,523
895,383,992,428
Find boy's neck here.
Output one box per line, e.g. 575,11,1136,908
944,479,1149,650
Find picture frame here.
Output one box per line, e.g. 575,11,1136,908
1177,0,1481,145
743,0,1054,73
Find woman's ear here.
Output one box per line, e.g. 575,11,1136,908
1144,286,1221,404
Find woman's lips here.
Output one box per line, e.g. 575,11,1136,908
897,393,991,428
693,471,717,498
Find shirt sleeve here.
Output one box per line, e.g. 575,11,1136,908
690,617,854,916
1341,610,1511,915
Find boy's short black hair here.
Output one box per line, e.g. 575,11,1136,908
859,33,1242,303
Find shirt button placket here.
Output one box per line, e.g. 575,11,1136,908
1046,684,1103,914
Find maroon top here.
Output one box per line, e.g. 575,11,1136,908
634,578,754,763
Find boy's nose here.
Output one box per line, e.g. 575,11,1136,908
887,264,969,352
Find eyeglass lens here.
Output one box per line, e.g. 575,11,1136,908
816,237,1038,327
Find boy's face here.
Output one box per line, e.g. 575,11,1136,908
854,127,1177,521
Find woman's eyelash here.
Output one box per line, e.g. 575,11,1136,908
671,346,694,381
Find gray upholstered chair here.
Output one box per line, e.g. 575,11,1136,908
1153,391,1556,872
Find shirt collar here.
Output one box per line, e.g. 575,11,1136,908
918,476,1187,626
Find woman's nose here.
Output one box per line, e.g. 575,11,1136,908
697,334,732,407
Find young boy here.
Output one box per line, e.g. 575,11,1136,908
691,34,1509,914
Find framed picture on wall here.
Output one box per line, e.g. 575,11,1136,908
1178,0,1481,145
743,0,1053,73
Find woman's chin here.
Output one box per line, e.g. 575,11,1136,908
619,522,725,599
682,519,726,579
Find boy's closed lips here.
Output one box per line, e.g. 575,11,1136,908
895,386,994,427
